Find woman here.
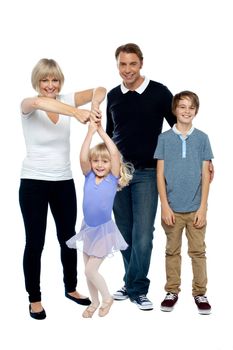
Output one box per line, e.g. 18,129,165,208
19,58,106,319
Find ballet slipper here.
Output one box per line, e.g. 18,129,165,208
98,298,114,317
82,304,99,318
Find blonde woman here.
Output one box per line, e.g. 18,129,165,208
19,58,106,320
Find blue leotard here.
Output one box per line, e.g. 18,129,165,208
66,171,128,257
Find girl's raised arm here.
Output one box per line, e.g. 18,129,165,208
80,121,98,175
97,124,120,177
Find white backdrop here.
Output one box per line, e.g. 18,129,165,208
0,0,232,349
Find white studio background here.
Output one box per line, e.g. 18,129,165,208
0,0,232,349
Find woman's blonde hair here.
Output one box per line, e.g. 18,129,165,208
89,143,134,190
31,58,65,93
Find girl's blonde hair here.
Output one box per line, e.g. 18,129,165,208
89,143,134,190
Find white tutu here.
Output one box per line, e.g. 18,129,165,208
66,219,128,258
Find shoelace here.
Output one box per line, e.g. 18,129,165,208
165,293,177,300
138,295,149,302
195,295,208,303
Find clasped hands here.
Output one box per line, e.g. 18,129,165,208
73,104,102,125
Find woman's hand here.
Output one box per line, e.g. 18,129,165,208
73,108,90,124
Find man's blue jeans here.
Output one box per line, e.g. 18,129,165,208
113,168,158,298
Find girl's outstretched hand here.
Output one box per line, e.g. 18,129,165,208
90,105,102,123
88,119,99,133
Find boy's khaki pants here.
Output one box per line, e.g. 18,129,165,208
162,212,207,296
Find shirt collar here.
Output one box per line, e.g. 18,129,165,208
120,76,150,94
172,124,195,137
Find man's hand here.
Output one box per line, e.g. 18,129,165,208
209,161,214,183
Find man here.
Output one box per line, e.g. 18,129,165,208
106,43,176,310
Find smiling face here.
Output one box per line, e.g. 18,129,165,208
38,76,61,98
31,58,64,96
90,156,111,178
116,52,144,90
175,97,197,126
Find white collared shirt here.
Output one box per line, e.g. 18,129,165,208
120,76,150,94
172,124,194,138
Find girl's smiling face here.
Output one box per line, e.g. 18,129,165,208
91,156,111,178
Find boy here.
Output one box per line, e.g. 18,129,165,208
154,91,213,315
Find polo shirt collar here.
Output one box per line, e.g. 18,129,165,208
172,124,195,137
120,76,150,94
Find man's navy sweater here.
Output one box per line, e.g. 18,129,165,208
106,80,176,168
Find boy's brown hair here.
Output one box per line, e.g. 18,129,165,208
172,90,200,115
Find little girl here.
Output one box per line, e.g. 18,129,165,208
66,120,133,318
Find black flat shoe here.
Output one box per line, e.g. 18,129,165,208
65,292,91,306
29,305,46,320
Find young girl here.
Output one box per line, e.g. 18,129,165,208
66,120,133,318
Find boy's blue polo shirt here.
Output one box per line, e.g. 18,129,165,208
154,125,214,213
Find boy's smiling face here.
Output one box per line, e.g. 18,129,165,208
175,97,197,126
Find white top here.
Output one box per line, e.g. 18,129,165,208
20,93,74,181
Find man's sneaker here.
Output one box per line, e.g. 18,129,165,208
194,295,211,315
113,286,129,300
131,295,153,310
160,292,178,312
